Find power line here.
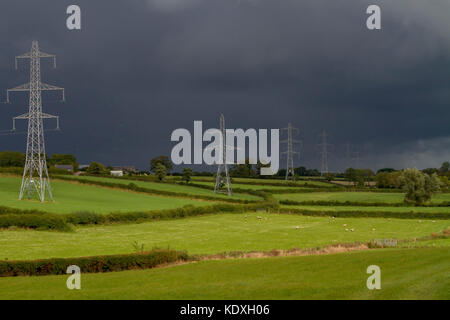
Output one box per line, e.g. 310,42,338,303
318,130,331,175
281,122,300,180
214,114,232,196
3,41,65,202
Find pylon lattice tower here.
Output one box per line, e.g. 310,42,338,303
5,41,65,202
318,130,331,176
214,114,232,196
281,123,300,180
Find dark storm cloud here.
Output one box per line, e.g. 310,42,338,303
0,0,449,171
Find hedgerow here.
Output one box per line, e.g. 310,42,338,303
279,200,450,207
56,176,263,203
277,207,450,220
0,214,71,231
0,249,188,277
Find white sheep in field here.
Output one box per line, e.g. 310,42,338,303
295,226,300,229
345,228,349,232
350,228,354,232
343,224,347,227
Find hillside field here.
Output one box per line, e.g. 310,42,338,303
0,173,449,300
0,176,218,214
0,248,448,300
1,212,448,260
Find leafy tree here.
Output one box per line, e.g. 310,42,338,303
377,168,396,174
295,166,307,176
230,158,256,177
324,172,335,181
344,168,357,183
86,162,105,175
0,151,25,167
155,163,167,181
375,171,402,189
48,154,78,170
182,168,193,183
401,168,441,205
422,168,439,175
150,156,173,173
440,162,449,174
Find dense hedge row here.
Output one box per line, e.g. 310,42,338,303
280,200,450,207
0,249,188,277
56,176,263,204
278,207,450,220
0,214,70,231
0,206,47,215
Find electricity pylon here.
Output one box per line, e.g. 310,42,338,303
318,130,331,176
214,114,232,196
5,41,65,202
281,123,300,180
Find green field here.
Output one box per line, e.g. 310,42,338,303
67,175,261,201
1,248,448,300
281,205,450,214
1,212,448,260
275,192,450,204
191,180,312,191
1,172,449,300
0,176,217,214
192,177,334,188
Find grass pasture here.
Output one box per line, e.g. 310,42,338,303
0,248,448,300
275,191,450,204
280,205,450,214
0,176,217,214
1,172,449,300
192,176,334,188
1,212,448,260
190,180,313,191
67,175,261,201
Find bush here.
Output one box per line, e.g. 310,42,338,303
0,249,188,277
0,214,71,231
401,169,441,205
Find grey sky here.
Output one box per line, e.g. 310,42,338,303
0,0,449,171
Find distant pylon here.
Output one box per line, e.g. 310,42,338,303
281,123,300,180
318,130,331,176
214,114,232,196
5,41,65,202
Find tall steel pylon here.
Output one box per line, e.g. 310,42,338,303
318,130,331,176
214,114,232,196
281,123,300,180
5,41,65,202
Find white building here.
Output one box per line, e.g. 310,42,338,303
110,170,123,177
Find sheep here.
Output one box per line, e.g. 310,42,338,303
343,224,347,227
345,228,349,232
